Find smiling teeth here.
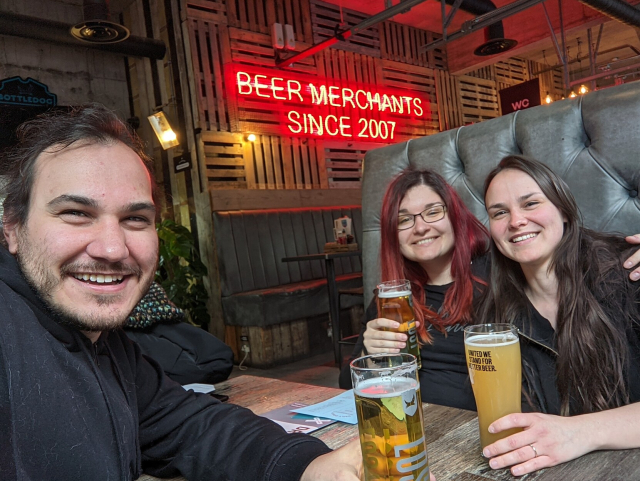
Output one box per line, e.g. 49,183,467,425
416,238,435,245
512,233,537,243
73,274,124,284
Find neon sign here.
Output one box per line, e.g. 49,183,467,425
228,65,429,141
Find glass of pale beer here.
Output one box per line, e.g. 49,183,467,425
377,280,422,369
350,353,429,481
464,323,522,450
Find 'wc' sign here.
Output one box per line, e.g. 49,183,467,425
499,78,540,115
0,76,57,107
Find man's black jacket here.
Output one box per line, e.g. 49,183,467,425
0,247,330,480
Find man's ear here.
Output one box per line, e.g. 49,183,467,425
3,221,20,254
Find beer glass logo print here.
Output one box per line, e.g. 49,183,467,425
402,389,418,417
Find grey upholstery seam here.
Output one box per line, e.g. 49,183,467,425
451,125,485,206
512,110,521,152
563,98,629,231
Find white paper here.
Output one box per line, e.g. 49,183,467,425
291,390,358,424
182,383,216,394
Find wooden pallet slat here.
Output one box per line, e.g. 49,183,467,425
188,19,207,130
204,157,245,167
308,138,320,188
206,168,247,178
243,136,257,188
269,136,284,189
292,137,304,189
261,134,276,188
300,140,313,189
281,137,296,188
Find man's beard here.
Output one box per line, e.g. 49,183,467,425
15,230,154,333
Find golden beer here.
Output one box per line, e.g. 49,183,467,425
378,281,421,369
464,326,522,449
352,354,429,481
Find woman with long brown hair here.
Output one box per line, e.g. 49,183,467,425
339,168,489,410
480,155,640,476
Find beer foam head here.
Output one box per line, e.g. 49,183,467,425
355,377,419,398
465,332,519,347
378,289,411,298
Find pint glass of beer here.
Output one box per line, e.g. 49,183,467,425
377,280,421,369
351,354,429,481
464,324,522,449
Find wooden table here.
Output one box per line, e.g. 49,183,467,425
139,375,640,481
281,250,362,366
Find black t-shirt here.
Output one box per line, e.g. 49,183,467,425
419,283,476,411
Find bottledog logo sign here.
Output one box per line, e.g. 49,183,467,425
228,64,429,141
0,77,57,107
499,78,540,115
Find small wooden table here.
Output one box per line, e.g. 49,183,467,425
139,375,640,481
281,251,362,366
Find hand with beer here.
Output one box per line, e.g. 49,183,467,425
362,317,420,355
376,280,422,368
302,437,441,481
301,439,363,480
480,411,595,476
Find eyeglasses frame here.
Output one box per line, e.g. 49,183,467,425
397,204,447,231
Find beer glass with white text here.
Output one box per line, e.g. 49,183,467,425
464,324,522,449
351,354,429,481
377,280,421,369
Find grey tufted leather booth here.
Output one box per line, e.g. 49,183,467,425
213,206,363,327
362,81,640,308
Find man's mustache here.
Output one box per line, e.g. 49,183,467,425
60,262,143,277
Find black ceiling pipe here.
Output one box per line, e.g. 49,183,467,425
82,0,110,20
578,0,640,27
445,0,518,55
0,11,166,60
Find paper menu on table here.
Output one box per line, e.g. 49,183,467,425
261,402,336,434
291,390,358,425
182,383,215,394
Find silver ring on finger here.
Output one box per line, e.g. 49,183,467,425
529,444,538,458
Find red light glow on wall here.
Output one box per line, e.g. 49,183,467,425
228,64,430,141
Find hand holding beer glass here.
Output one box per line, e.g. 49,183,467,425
351,354,429,481
464,324,522,450
377,280,422,369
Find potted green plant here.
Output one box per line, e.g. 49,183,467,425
156,219,209,328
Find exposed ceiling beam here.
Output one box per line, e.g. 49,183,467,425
276,0,428,68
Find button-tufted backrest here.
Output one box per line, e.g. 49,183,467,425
213,206,362,297
362,81,640,307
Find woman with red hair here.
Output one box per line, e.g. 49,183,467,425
339,168,489,410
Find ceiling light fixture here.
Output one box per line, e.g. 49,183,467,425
70,0,129,43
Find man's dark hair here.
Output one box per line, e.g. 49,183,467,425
2,103,158,228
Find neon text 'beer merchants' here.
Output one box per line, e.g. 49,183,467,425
231,65,429,141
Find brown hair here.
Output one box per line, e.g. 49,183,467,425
480,155,635,414
2,103,158,228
